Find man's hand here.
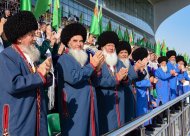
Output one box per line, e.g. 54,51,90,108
37,57,52,76
50,33,57,47
58,43,65,55
181,79,186,84
0,18,6,36
116,67,128,81
152,101,157,107
149,76,154,83
90,51,104,68
153,78,158,84
170,70,176,76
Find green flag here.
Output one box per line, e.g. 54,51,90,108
186,55,188,63
129,30,135,45
161,40,167,56
186,55,189,64
184,53,188,62
34,0,51,19
58,5,62,29
146,42,150,49
79,13,83,24
98,5,103,34
90,0,100,36
52,0,61,30
106,20,112,31
117,26,123,41
139,37,146,47
136,38,140,46
123,28,129,42
20,0,31,11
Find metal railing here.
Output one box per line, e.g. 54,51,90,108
105,91,190,136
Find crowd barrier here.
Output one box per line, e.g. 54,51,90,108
105,91,190,136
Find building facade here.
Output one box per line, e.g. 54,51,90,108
60,0,155,43
0,0,155,43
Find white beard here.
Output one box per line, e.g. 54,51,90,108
170,60,176,65
120,58,130,69
161,65,168,72
21,44,40,63
69,48,88,67
103,49,118,67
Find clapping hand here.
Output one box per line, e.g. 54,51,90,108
116,67,128,81
90,51,104,69
37,57,52,76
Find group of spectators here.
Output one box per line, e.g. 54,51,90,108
0,9,189,136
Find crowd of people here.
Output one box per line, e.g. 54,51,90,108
0,10,189,136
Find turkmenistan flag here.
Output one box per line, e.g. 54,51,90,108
20,0,31,11
90,0,100,36
117,26,123,41
106,20,112,31
161,40,167,56
140,37,147,47
129,30,135,45
99,5,103,34
79,12,83,24
123,28,129,42
184,53,188,62
155,41,161,56
136,38,141,46
34,0,51,19
52,0,61,30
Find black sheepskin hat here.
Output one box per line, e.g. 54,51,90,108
4,11,38,43
132,47,148,61
158,56,168,64
176,55,185,63
61,23,87,47
116,41,131,55
166,50,176,59
97,31,119,50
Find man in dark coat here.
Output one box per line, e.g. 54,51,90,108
57,23,104,136
0,11,52,136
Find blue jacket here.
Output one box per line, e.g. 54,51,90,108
0,47,48,136
57,53,99,136
167,61,180,100
96,60,137,134
135,79,152,126
155,67,171,104
177,71,190,94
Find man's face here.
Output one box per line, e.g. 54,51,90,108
41,24,47,32
5,10,10,17
35,30,41,38
46,25,52,33
141,57,148,67
178,61,184,70
118,50,129,60
103,43,115,54
169,56,176,62
68,35,84,50
150,53,156,61
19,30,36,46
178,61,184,66
160,61,167,67
88,34,96,44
